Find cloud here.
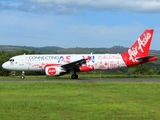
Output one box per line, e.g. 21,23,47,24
0,10,146,48
0,0,160,14
0,1,159,49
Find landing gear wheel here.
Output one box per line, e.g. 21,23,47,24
21,71,25,80
21,76,25,79
71,74,78,79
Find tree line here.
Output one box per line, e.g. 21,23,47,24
0,50,160,77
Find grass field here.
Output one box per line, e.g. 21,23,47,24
0,78,160,120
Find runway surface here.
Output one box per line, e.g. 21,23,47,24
0,77,160,82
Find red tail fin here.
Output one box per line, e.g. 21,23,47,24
121,29,156,66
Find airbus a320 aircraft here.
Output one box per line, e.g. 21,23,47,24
2,29,157,79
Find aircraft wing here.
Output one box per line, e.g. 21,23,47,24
61,58,87,71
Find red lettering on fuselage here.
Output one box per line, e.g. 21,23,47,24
66,56,71,63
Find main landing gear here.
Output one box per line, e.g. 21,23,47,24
71,74,78,79
70,70,78,79
21,71,25,79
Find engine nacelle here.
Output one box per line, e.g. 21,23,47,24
45,66,65,76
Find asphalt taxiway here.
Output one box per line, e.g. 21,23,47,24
0,78,160,82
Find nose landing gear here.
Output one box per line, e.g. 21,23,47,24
21,71,25,79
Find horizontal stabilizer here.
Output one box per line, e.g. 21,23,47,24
136,55,157,62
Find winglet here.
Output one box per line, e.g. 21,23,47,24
121,29,157,66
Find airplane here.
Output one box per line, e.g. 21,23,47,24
2,29,157,79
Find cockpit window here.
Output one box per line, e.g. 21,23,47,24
9,59,14,62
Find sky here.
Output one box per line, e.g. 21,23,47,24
0,0,160,50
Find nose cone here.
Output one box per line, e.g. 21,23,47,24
2,62,9,70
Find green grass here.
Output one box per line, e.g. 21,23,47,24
0,81,160,120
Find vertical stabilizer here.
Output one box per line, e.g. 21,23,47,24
121,29,156,66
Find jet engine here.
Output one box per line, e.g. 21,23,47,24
45,66,66,76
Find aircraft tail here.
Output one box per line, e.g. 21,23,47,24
121,29,157,67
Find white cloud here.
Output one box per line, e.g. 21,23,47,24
0,1,159,49
0,11,147,48
0,0,160,13
31,0,160,13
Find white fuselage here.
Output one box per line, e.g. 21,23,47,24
2,54,127,71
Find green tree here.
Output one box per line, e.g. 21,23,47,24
134,64,151,75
